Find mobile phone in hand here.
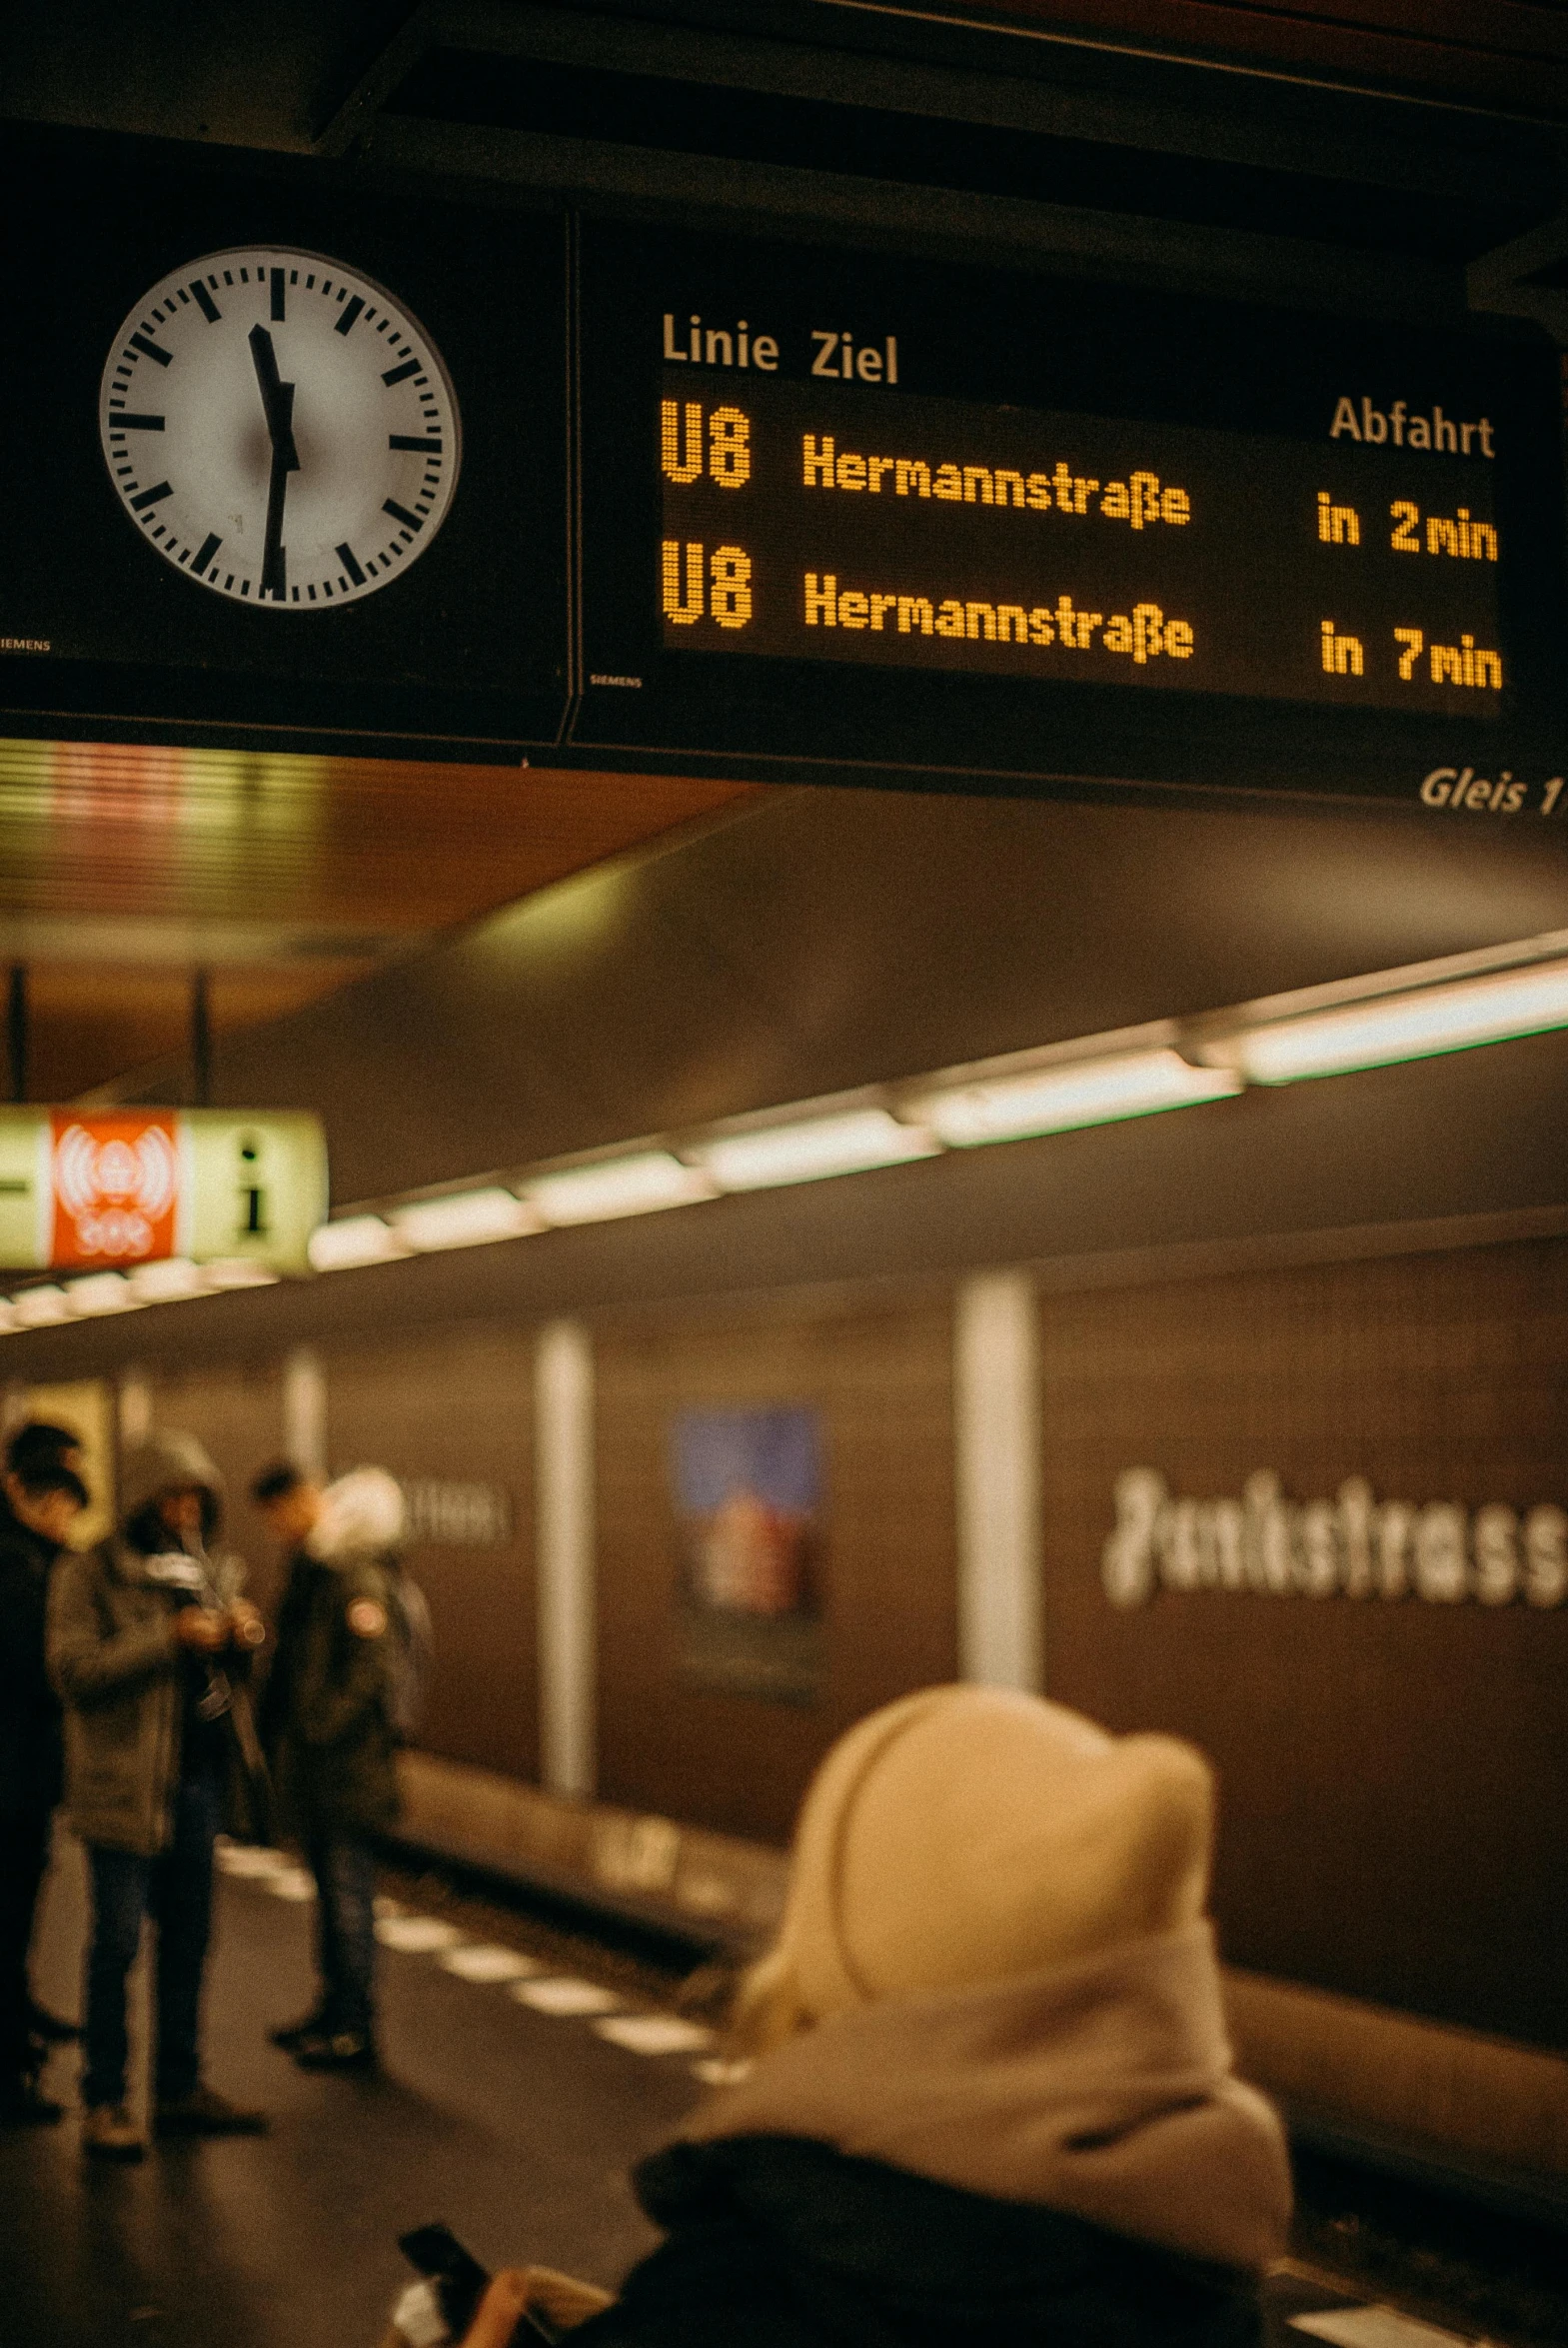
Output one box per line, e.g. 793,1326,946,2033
398,2223,563,2347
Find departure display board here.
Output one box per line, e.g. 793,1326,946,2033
658,381,1503,712
580,226,1566,809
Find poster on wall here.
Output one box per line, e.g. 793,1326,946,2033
671,1405,823,1706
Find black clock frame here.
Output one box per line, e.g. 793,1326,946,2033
3,135,571,759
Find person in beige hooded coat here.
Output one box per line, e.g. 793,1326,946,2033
453,1685,1292,2348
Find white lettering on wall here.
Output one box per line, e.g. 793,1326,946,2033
1101,1469,1568,1609
401,1478,513,1547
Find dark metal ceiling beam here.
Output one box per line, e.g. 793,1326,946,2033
363,111,1462,320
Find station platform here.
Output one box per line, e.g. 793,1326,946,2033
4,1833,696,2348
1,1831,1523,2348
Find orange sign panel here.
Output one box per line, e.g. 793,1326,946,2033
48,1114,180,1269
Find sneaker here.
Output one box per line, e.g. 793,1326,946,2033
27,1999,81,2043
84,2103,147,2160
267,2007,331,2051
153,2085,269,2137
0,2077,64,2126
293,2027,378,2073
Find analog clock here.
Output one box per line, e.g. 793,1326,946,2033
98,247,462,609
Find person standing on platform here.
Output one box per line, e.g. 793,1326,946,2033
6,1420,85,1484
48,1430,269,2160
0,1450,87,2123
254,1463,413,2075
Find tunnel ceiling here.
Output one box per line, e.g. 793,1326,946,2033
0,739,759,1103
148,784,1568,1208
5,2,1567,1112
5,3,1567,147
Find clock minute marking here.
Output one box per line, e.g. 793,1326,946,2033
248,323,301,603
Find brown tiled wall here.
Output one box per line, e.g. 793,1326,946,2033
1037,1236,1568,2049
323,1324,538,1783
595,1297,958,1845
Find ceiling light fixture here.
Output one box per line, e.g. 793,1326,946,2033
1208,958,1568,1085
205,1259,282,1289
912,1048,1240,1146
65,1272,138,1315
307,1216,410,1272
525,1153,716,1225
7,937,1568,1331
693,1109,937,1191
393,1188,542,1251
10,1286,73,1328
126,1258,214,1303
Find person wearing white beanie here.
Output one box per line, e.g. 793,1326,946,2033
452,1685,1292,2348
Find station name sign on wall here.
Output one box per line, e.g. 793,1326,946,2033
0,1109,327,1277
1101,1466,1568,1609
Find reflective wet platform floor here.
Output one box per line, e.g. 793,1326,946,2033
2,1836,1548,2348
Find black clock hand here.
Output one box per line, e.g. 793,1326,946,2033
249,324,300,601
259,385,295,602
247,325,300,470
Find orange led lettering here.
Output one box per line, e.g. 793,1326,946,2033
708,407,751,489
1320,621,1364,676
804,572,837,625
1317,492,1361,545
709,545,753,628
802,436,835,488
662,540,704,625
662,401,704,486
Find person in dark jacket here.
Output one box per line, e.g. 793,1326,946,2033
48,1428,270,2160
448,1687,1291,2348
254,1462,407,2074
7,1420,85,1482
0,1451,87,2124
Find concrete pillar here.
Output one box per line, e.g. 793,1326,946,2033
534,1319,596,1798
954,1271,1042,1693
283,1346,327,1480
118,1367,153,1447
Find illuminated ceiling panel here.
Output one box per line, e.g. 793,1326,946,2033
0,737,764,1102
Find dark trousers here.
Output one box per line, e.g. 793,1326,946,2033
305,1829,378,2035
84,1774,220,2110
0,1806,53,2081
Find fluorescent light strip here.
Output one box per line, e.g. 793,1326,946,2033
526,1153,715,1224
694,1109,937,1191
1214,958,1568,1084
913,1048,1240,1146
7,940,1568,1327
393,1188,541,1250
10,1286,72,1328
307,1215,409,1272
126,1257,212,1302
66,1272,138,1316
205,1259,281,1289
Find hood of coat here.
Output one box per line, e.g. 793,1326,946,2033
682,1924,1291,2275
733,1686,1215,2053
305,1466,407,1568
118,1429,225,1551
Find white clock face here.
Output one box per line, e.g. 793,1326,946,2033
99,246,462,610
